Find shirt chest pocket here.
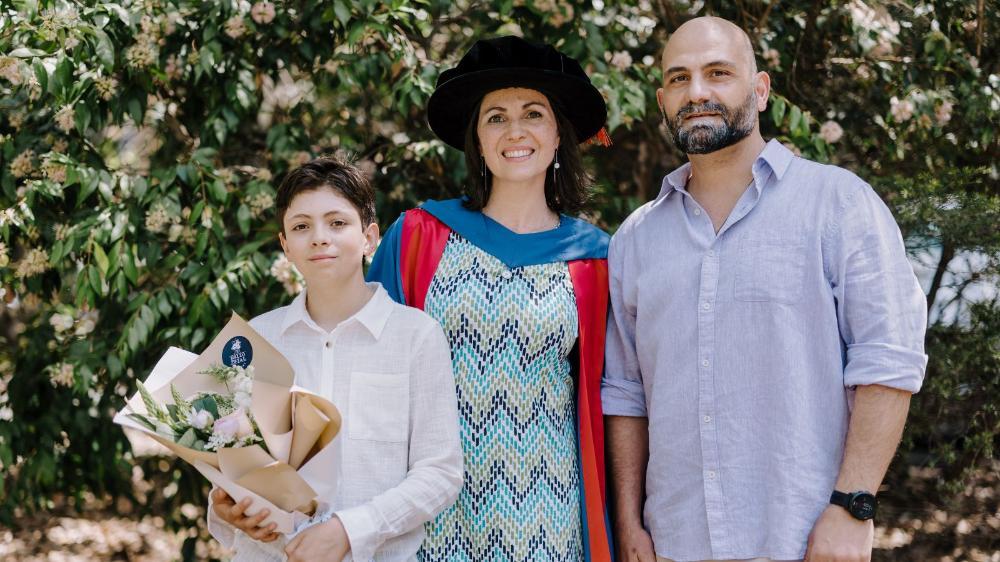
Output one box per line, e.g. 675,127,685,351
348,372,409,442
734,237,807,304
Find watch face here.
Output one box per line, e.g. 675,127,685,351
850,493,877,520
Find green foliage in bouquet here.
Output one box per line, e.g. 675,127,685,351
0,0,997,544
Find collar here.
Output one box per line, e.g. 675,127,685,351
279,282,393,339
656,138,795,201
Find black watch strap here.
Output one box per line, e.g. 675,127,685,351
830,490,851,507
830,489,878,521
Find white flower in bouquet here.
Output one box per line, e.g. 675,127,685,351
233,370,254,410
188,408,214,430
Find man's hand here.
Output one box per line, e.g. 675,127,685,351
210,488,281,543
804,505,874,562
284,517,351,562
616,522,657,562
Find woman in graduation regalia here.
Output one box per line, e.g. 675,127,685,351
368,36,613,562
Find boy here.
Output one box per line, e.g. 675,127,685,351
208,157,463,562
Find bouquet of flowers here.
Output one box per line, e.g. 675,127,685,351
127,364,267,453
114,313,342,533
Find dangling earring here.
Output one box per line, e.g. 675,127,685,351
552,149,560,184
481,156,486,183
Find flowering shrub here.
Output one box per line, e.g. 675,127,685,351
0,0,997,545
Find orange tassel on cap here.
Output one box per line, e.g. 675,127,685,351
587,127,613,147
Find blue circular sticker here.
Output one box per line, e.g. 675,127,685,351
222,336,253,368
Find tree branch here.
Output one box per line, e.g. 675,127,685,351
927,240,955,314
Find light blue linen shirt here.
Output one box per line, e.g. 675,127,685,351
601,140,927,562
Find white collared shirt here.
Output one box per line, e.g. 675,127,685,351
208,283,462,561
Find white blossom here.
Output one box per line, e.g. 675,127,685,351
75,310,98,336
251,1,276,24
126,41,158,69
609,51,633,71
9,149,35,178
935,100,953,126
15,247,50,278
763,48,781,68
42,158,67,183
270,254,304,295
188,408,214,430
0,57,22,85
55,105,76,133
50,313,75,332
50,362,75,387
247,192,274,219
890,96,914,122
224,16,247,39
819,120,844,143
95,76,119,101
145,204,172,233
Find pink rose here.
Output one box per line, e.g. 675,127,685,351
213,409,254,440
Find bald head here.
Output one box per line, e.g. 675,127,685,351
663,17,757,76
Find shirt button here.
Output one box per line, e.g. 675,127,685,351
324,341,332,349
707,250,715,257
702,302,711,310
703,415,712,423
707,471,717,479
693,208,702,216
701,359,710,368
501,269,513,280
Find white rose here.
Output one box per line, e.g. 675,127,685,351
188,408,214,430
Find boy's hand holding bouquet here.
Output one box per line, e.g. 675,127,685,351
114,313,342,534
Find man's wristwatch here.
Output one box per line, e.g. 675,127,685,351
830,490,878,521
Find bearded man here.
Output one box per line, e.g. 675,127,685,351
601,16,927,562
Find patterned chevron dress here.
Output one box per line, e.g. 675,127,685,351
419,232,582,562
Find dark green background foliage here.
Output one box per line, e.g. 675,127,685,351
0,0,997,548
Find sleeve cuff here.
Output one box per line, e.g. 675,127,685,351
601,377,648,416
335,505,378,562
844,343,928,393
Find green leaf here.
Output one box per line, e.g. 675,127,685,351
122,250,139,284
127,413,158,431
32,59,48,92
191,395,219,419
92,243,109,275
76,102,91,132
92,28,115,69
788,105,803,136
8,47,47,58
205,180,225,204
333,1,352,25
176,428,197,448
237,204,251,235
101,3,131,25
771,96,787,127
88,265,103,295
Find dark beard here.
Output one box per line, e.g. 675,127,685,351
666,91,757,154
